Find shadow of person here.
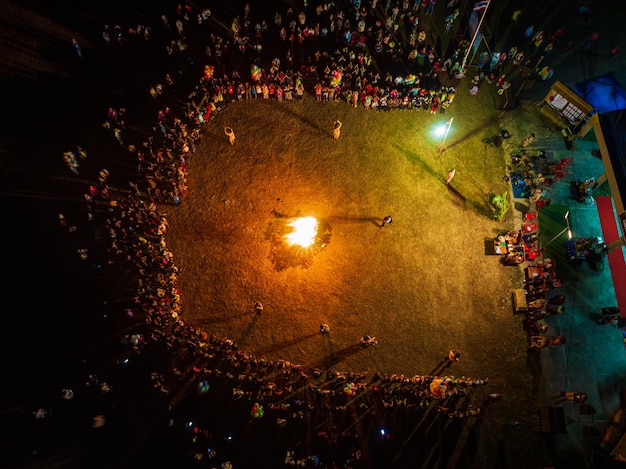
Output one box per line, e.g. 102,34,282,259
261,99,327,136
445,184,467,210
429,359,451,376
327,216,381,227
254,332,319,355
306,343,364,371
238,314,260,348
321,330,334,357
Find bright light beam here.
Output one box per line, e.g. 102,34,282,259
286,217,318,248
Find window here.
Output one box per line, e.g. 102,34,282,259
559,103,584,124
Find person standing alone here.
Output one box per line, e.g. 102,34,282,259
446,349,461,364
380,215,392,228
332,120,342,139
71,37,82,58
445,167,456,184
224,127,235,145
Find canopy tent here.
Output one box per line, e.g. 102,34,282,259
574,73,626,116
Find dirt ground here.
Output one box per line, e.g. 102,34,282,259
165,92,548,466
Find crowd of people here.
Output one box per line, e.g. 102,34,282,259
520,256,567,351
468,18,569,96
55,179,492,465
95,0,472,124
40,1,510,467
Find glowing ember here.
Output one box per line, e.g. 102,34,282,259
286,217,318,248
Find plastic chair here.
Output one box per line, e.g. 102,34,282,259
525,250,540,261
524,211,538,221
536,198,551,209
524,222,538,233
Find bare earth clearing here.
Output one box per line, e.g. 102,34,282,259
165,93,546,466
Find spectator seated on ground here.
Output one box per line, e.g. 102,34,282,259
549,278,563,289
530,188,545,203
546,305,564,315
503,250,524,265
542,258,556,271
503,229,522,244
529,335,565,349
527,298,545,310
523,232,539,247
547,294,565,305
597,314,619,326
523,318,548,334
525,276,545,288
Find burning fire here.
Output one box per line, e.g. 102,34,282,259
285,217,318,248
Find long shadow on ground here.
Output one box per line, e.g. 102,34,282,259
306,343,365,370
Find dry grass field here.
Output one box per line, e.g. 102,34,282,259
165,90,549,466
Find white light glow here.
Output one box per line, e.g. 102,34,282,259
286,217,318,247
434,118,453,137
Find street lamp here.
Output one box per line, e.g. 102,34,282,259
437,117,454,156
541,211,573,251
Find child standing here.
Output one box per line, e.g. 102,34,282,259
224,127,235,145
332,120,342,139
